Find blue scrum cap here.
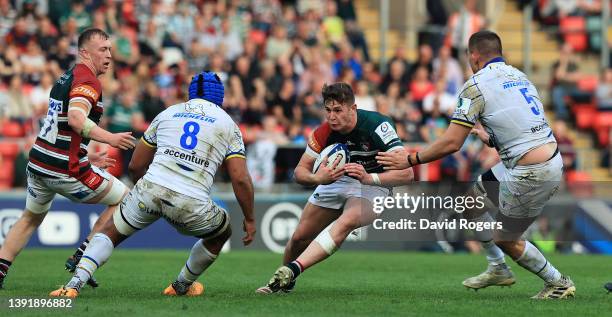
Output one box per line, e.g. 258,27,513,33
188,71,224,106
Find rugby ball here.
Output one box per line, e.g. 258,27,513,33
313,143,349,173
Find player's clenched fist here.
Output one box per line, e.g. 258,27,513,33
109,132,137,150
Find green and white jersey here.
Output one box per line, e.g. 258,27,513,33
305,109,404,173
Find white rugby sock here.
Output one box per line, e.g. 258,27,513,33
67,233,114,291
177,240,217,284
468,213,506,265
516,241,562,284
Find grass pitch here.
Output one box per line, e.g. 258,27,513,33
0,249,610,316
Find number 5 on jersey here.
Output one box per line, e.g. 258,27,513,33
519,87,540,115
180,121,200,150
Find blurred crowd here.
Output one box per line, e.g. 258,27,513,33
0,0,599,190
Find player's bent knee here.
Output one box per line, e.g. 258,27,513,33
112,205,138,236
98,179,128,206
24,197,52,215
314,229,338,255
21,209,47,225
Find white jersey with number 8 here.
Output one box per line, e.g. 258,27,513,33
141,98,246,202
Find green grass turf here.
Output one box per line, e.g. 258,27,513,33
0,249,610,316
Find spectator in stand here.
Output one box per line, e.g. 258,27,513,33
112,22,141,72
48,36,75,75
408,43,434,81
336,0,357,21
299,91,324,127
344,20,369,61
36,16,59,55
0,0,17,45
266,24,292,61
380,59,409,96
354,80,376,111
20,39,45,84
29,71,53,119
401,104,426,142
242,93,267,127
433,45,464,95
322,0,344,48
409,66,434,109
167,2,196,52
219,19,243,62
361,61,381,89
387,45,412,78
271,79,298,128
423,79,456,120
445,0,486,59
0,75,34,122
386,81,410,122
551,43,586,120
247,115,288,190
425,0,448,54
281,5,298,38
140,81,166,124
229,55,256,108
0,44,22,82
553,119,577,171
596,68,612,111
103,85,146,176
5,16,35,50
103,86,145,135
252,0,282,34
60,0,91,33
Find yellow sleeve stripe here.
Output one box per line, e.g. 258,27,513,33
225,154,246,160
141,137,156,148
450,120,475,128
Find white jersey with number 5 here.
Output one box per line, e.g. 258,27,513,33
450,58,556,168
141,98,246,202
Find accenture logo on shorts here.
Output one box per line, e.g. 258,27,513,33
261,203,302,253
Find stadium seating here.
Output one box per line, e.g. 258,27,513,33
0,142,20,189
560,16,588,52
1,121,25,137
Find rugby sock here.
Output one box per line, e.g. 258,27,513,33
0,258,11,279
468,213,506,266
71,238,90,259
177,240,217,284
66,233,114,291
516,241,562,284
286,260,303,278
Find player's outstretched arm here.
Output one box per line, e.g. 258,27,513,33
294,153,344,186
67,101,136,150
377,123,471,170
225,157,256,245
345,163,414,186
127,140,156,183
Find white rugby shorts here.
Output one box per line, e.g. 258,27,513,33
308,176,390,210
115,178,229,238
26,166,126,214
